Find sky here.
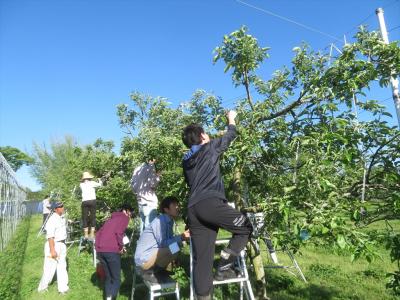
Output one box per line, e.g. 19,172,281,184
1,0,399,191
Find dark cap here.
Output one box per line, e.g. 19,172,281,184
51,202,64,210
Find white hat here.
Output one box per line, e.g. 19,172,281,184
82,171,94,180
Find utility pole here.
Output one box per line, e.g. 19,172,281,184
376,8,400,127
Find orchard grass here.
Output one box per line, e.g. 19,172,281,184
0,216,30,300
17,215,399,299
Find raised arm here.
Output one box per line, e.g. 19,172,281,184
212,110,238,154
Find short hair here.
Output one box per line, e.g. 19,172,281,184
119,203,134,213
160,196,178,213
182,124,204,148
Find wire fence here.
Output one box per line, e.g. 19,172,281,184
0,152,27,252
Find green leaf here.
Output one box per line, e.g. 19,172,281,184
337,235,346,249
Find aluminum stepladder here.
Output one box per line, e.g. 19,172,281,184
77,236,97,267
246,211,307,283
130,266,180,300
189,239,255,300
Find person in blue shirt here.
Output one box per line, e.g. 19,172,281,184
134,196,190,282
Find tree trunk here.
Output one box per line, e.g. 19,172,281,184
232,168,269,299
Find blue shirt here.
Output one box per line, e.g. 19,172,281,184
134,214,182,267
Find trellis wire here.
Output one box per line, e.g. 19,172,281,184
0,152,27,252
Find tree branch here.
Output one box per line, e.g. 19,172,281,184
366,132,400,183
258,91,308,122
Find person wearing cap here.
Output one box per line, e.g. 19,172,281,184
134,196,190,283
38,202,69,294
130,159,160,233
80,171,102,238
95,204,134,300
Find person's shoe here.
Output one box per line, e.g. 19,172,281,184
38,288,48,293
214,266,238,281
153,266,174,277
141,269,159,284
83,227,89,239
214,249,239,281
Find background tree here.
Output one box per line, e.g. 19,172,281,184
30,136,130,220
0,146,33,172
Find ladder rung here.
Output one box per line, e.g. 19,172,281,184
215,239,230,245
213,276,249,285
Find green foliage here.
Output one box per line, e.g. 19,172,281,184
213,25,269,87
171,266,189,289
30,136,127,219
0,217,30,299
114,26,400,293
117,90,225,210
0,146,33,171
219,26,400,293
29,25,400,294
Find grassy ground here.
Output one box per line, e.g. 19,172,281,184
18,215,399,299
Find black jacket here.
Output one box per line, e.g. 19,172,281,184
182,125,237,207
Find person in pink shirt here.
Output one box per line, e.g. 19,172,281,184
95,204,134,300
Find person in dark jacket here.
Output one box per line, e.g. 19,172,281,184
95,204,133,300
182,110,252,300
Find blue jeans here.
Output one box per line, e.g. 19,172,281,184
139,206,158,234
98,252,121,298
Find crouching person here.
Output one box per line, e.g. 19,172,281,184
95,204,133,300
38,201,69,294
134,196,190,283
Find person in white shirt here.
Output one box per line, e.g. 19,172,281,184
42,195,52,226
80,171,102,238
131,160,160,233
38,202,69,294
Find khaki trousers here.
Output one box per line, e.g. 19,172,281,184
141,248,178,270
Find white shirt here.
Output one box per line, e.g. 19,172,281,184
45,213,67,242
80,179,102,201
42,198,51,214
131,163,160,208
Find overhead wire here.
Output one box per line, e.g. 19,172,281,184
388,25,400,32
343,0,400,37
226,1,397,116
235,0,343,43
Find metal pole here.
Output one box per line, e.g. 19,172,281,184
376,8,400,127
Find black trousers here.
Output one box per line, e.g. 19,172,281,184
82,200,96,228
42,213,49,225
98,252,121,298
188,198,252,296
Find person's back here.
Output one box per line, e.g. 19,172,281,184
131,161,160,232
80,171,102,238
181,111,252,300
80,180,101,201
95,205,133,300
95,211,130,253
182,126,236,207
